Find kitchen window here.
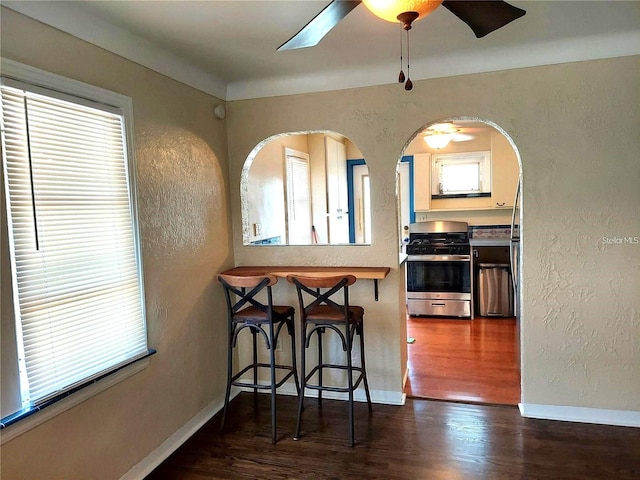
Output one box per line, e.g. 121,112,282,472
432,151,491,198
1,61,150,428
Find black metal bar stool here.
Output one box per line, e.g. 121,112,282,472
218,274,300,443
287,274,372,447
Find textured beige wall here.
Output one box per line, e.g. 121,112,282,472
1,8,232,479
228,56,640,412
1,5,638,479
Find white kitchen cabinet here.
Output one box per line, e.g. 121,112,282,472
490,132,519,208
413,153,431,211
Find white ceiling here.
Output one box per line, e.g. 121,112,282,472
5,1,640,101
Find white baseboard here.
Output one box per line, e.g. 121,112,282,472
120,389,239,480
519,402,640,427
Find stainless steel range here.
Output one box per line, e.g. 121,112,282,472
406,221,472,317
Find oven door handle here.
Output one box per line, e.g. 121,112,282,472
407,255,471,262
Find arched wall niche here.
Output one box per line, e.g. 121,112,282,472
241,130,371,246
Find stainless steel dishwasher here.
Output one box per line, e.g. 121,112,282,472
477,263,513,317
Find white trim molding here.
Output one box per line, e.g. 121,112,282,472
519,403,640,428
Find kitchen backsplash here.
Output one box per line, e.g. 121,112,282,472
469,224,518,239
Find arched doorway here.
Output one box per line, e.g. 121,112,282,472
397,117,522,405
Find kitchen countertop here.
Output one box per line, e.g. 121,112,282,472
221,265,390,280
220,265,390,301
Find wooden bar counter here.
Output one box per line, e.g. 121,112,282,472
220,266,390,300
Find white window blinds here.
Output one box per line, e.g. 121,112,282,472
1,81,148,406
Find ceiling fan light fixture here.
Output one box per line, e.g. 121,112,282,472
424,123,459,148
424,134,453,149
362,0,443,25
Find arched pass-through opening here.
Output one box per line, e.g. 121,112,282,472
396,116,523,406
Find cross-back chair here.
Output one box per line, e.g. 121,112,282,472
287,274,372,447
218,273,299,443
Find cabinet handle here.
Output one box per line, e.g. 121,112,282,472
496,202,506,207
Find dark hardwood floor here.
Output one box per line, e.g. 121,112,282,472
406,316,520,405
146,392,640,479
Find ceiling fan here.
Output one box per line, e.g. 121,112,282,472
278,0,526,50
277,1,526,89
423,122,477,149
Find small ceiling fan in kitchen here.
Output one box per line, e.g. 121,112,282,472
278,0,526,90
423,122,476,149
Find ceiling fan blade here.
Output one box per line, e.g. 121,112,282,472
277,1,362,51
452,133,474,142
442,0,526,38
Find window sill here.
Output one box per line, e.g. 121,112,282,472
0,349,156,444
415,206,504,213
431,192,491,200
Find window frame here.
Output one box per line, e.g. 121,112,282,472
431,151,492,198
0,58,151,441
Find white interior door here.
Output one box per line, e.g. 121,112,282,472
325,137,349,244
285,148,312,244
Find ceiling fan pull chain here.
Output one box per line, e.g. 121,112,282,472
405,28,413,91
398,24,405,83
